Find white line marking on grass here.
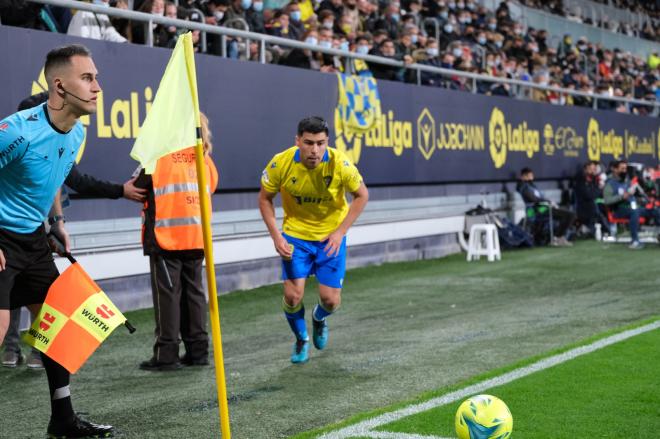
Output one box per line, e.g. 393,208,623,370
319,320,660,439
359,431,451,439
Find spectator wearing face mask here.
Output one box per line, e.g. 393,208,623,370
280,29,322,69
439,18,459,51
414,39,444,86
204,0,230,55
316,9,334,33
314,27,340,71
374,3,401,40
396,29,418,57
486,32,504,54
284,1,305,40
245,0,265,33
436,5,450,25
205,0,229,26
447,42,464,66
354,35,372,56
67,0,128,42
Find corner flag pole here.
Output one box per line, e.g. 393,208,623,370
182,33,231,438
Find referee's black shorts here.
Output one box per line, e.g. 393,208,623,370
0,225,59,310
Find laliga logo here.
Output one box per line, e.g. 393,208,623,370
587,118,600,162
488,108,507,169
33,69,89,164
417,109,436,160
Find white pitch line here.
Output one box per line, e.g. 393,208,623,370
359,431,451,439
318,320,660,439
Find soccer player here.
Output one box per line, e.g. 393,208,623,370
258,116,369,364
0,45,114,437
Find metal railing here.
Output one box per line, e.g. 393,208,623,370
23,0,660,113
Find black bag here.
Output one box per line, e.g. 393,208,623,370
491,215,534,249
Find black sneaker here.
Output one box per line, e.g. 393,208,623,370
47,413,114,438
180,354,210,367
139,357,182,371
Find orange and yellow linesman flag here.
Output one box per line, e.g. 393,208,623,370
23,263,127,374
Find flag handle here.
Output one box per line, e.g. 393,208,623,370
48,232,137,335
124,321,136,334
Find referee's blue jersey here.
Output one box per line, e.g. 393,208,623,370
0,103,83,234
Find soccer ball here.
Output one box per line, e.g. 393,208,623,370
455,394,513,439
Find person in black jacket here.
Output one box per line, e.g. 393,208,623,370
516,167,575,246
1,92,145,370
368,39,413,82
574,161,606,235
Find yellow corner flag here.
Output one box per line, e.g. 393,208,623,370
129,32,232,438
23,263,127,374
130,33,197,174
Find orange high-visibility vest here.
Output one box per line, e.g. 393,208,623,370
150,147,218,251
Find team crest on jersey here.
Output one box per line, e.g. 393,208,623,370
291,177,297,184
323,176,333,188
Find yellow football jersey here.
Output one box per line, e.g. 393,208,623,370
261,146,364,241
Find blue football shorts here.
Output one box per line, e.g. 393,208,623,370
281,233,346,288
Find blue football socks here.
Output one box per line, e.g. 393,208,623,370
283,299,308,341
312,303,333,321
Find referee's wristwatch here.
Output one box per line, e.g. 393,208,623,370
48,215,66,225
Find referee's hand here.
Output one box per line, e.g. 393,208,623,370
48,222,71,256
0,249,5,271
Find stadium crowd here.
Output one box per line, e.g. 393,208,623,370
1,0,659,113
519,0,659,44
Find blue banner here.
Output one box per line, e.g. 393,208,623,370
0,26,657,191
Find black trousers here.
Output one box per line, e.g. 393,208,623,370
149,255,208,364
551,207,576,238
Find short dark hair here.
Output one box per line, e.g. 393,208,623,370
520,167,533,176
44,44,91,84
297,116,329,136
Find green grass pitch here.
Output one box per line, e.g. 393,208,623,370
1,240,659,438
